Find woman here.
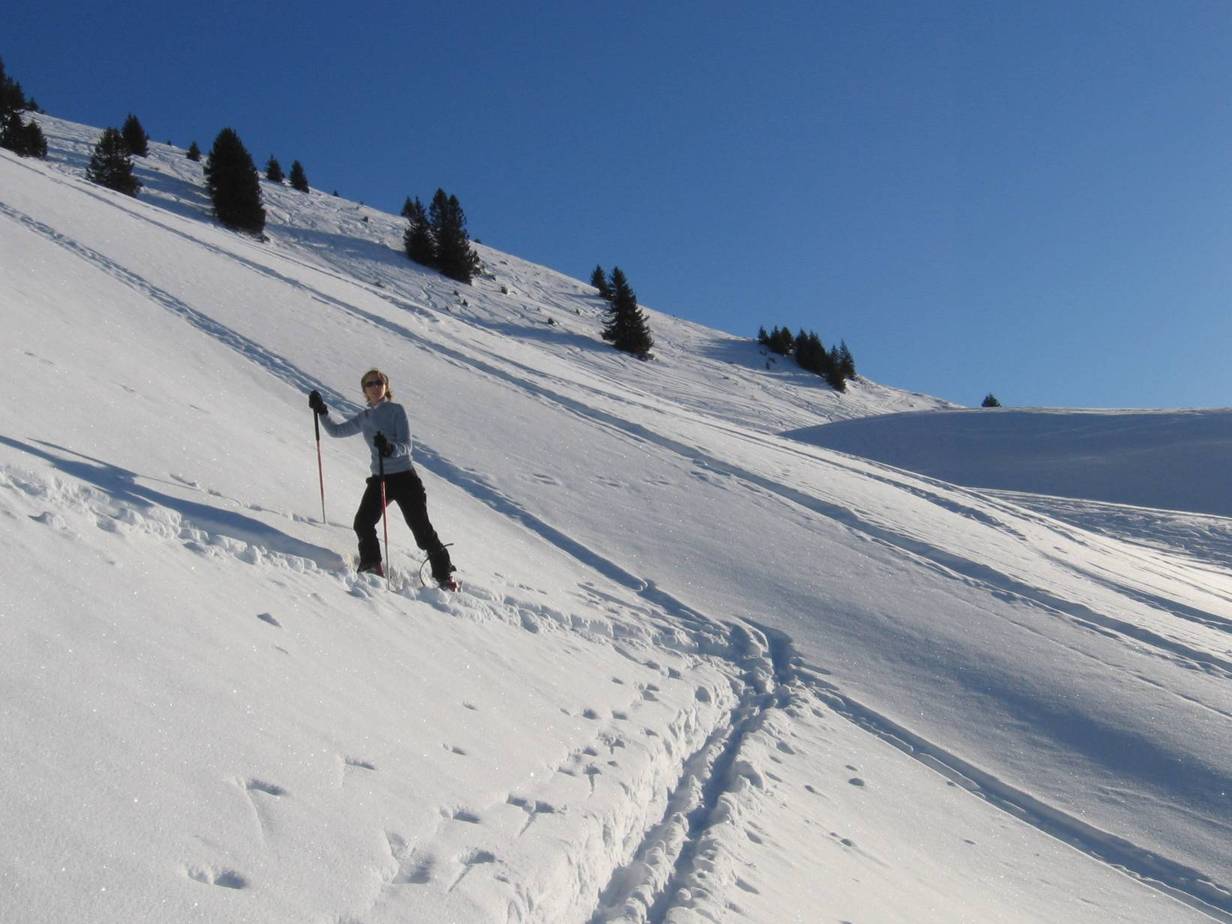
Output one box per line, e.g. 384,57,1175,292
308,369,458,588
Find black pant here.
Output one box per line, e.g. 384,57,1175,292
354,468,452,579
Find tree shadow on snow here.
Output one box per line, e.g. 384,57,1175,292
0,435,344,570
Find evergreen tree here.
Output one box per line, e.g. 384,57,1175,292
86,127,141,196
186,141,201,161
763,325,793,356
837,340,856,380
982,393,1002,408
824,346,847,391
429,188,480,284
121,113,149,156
0,58,45,159
0,58,28,119
289,160,309,192
204,128,265,234
402,197,435,266
601,267,654,357
265,156,284,183
17,117,46,157
591,265,613,299
1,112,42,157
794,330,830,376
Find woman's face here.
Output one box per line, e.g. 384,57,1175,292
363,375,387,403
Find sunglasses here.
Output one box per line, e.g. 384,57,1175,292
363,379,385,388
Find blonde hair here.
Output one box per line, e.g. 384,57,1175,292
361,368,394,402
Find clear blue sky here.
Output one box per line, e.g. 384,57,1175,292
8,1,1232,408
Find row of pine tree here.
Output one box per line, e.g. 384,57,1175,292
758,325,856,391
402,192,481,284
4,57,965,391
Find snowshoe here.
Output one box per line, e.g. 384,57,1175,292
358,560,385,577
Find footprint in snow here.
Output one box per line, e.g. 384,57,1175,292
447,849,497,893
345,757,376,771
507,796,558,836
185,865,248,889
245,779,286,797
256,612,281,628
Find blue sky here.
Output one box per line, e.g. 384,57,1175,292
8,1,1232,407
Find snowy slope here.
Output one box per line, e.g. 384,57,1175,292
791,407,1232,516
2,115,1229,924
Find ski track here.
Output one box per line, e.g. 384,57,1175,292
9,456,1231,921
6,165,1232,921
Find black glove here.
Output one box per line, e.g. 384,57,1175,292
308,390,328,416
373,432,393,457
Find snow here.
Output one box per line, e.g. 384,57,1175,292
1,114,1228,923
791,406,1232,516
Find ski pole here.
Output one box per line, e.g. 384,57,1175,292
378,439,390,578
313,410,326,524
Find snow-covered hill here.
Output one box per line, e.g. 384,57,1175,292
2,115,1229,923
791,407,1232,517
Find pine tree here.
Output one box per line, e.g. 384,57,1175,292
601,267,654,358
265,156,285,183
121,114,149,156
824,346,847,391
0,58,45,159
17,117,46,157
187,141,201,161
402,197,435,266
86,127,141,196
794,330,829,376
289,160,309,192
429,188,480,284
591,265,613,299
837,340,856,380
982,393,1002,408
764,326,793,356
204,128,265,234
0,58,27,119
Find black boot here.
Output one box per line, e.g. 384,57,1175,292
428,547,456,589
